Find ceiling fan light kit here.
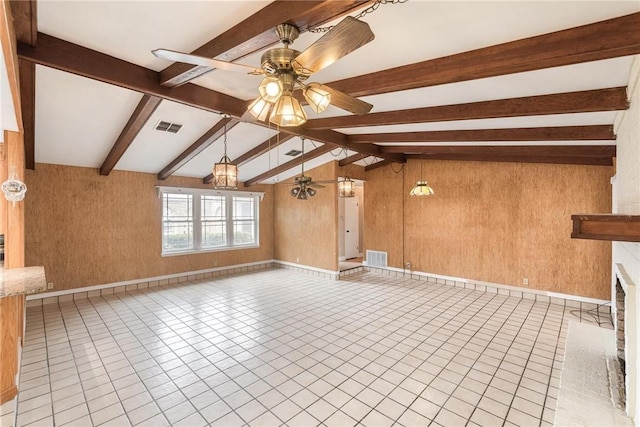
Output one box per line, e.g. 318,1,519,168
154,17,375,128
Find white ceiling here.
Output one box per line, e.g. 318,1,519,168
31,1,640,184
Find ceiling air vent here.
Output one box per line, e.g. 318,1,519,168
285,149,302,157
155,121,183,134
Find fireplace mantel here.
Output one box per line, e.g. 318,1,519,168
571,214,640,243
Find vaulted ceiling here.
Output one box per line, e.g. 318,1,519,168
10,1,640,186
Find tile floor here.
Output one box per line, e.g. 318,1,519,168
10,268,611,427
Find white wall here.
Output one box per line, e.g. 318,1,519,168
613,54,640,422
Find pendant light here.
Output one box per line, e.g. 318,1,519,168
2,165,27,206
212,117,238,189
410,161,434,196
338,150,355,198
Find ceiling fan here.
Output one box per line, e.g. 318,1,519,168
288,139,335,200
153,16,375,127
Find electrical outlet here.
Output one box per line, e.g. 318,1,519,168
47,282,54,289
296,257,300,263
523,278,529,285
213,260,218,267
405,262,411,270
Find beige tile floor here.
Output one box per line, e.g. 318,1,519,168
9,268,611,426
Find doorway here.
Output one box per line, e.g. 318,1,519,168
338,181,364,270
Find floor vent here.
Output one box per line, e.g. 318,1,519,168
366,250,388,268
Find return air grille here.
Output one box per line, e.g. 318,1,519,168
155,121,183,134
366,250,388,268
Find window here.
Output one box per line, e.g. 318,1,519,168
160,187,261,255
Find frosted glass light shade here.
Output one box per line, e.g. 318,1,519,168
410,180,434,196
248,97,272,122
270,95,307,127
213,156,238,189
2,165,27,205
304,83,331,113
259,77,283,103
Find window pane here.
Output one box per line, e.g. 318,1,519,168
163,193,194,251
202,196,225,220
233,197,254,220
202,195,226,247
233,220,255,244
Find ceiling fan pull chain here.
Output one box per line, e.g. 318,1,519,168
308,0,408,33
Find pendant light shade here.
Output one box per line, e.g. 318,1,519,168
213,157,238,189
248,97,272,122
338,177,355,198
213,118,238,190
410,180,434,196
304,83,331,113
259,77,283,103
2,165,27,206
270,94,307,127
410,161,434,197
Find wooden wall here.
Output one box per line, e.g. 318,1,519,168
24,163,274,291
365,159,613,299
274,161,338,271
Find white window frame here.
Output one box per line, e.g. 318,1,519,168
158,186,263,256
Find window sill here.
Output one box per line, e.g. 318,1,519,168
161,244,260,257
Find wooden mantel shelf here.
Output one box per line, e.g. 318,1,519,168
571,214,640,242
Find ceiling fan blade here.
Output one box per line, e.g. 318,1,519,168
309,183,326,189
292,16,374,75
320,84,373,115
152,49,264,75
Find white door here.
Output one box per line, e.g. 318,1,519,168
344,197,359,259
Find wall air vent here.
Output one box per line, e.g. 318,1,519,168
155,121,183,134
285,149,302,157
365,250,388,268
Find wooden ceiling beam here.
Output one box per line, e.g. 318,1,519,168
321,12,640,97
100,95,162,176
158,117,239,180
382,145,616,157
305,87,628,130
339,152,369,166
18,33,248,117
244,143,336,187
406,153,613,166
202,133,295,184
280,126,405,163
364,159,395,172
10,1,37,170
349,125,615,144
160,0,374,87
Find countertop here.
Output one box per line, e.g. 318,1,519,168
0,265,47,297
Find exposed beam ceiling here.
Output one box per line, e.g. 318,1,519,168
321,12,640,97
245,144,336,186
381,145,616,157
305,87,629,130
407,153,613,166
364,159,395,172
202,133,295,184
100,95,162,176
161,0,373,87
158,117,239,180
348,125,615,144
18,33,249,117
339,152,369,166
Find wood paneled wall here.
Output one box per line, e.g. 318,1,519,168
24,164,274,291
274,161,338,271
365,159,613,299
